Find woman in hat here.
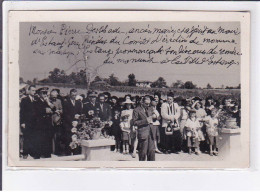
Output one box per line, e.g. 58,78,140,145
121,99,136,154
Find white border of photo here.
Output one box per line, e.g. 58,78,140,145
2,0,259,190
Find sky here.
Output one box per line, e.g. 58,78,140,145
19,21,241,88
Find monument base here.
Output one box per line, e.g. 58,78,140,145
219,128,241,158
81,139,115,161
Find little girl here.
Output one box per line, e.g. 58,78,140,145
120,114,131,154
185,110,201,155
204,108,220,156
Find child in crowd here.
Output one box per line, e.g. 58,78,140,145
204,108,220,156
120,114,131,154
185,110,201,155
111,109,121,153
151,98,162,154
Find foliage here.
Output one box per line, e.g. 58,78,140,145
171,80,184,89
151,77,167,88
107,73,121,86
128,73,137,86
207,83,213,89
19,77,24,83
184,81,196,89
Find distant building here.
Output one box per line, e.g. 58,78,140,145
136,81,152,88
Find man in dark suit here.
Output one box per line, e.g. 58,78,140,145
96,93,112,122
96,93,112,136
63,89,82,155
133,95,155,161
33,87,55,159
83,91,98,119
20,85,36,159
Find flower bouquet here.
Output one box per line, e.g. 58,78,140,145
218,110,238,129
69,115,114,150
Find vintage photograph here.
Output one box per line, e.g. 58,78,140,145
7,11,250,168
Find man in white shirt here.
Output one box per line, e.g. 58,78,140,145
161,92,182,154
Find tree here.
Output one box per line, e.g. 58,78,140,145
26,80,32,85
184,81,196,89
33,78,38,84
207,83,213,89
93,76,102,82
48,68,62,83
108,74,120,86
151,77,167,88
128,73,137,86
19,77,24,83
171,80,184,88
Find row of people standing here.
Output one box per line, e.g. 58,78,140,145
20,85,240,160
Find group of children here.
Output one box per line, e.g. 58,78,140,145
110,94,235,157
184,108,220,156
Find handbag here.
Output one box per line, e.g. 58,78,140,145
165,120,180,135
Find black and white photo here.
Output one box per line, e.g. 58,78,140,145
7,11,250,168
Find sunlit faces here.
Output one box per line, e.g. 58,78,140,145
70,92,77,100
167,96,174,105
99,96,105,103
28,86,36,96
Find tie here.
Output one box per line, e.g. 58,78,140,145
144,107,149,117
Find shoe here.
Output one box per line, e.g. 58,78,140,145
22,155,28,159
155,149,163,154
210,152,213,156
132,153,136,158
195,152,200,155
214,152,218,156
123,151,126,155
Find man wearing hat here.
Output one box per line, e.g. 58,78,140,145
63,89,82,155
83,90,98,119
33,87,55,158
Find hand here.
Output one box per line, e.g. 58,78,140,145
21,123,25,128
46,108,52,114
44,96,49,101
75,114,80,119
147,116,153,124
152,113,157,119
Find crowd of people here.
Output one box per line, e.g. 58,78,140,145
19,85,241,161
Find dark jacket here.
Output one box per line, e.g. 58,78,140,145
20,96,35,128
63,98,82,128
83,102,98,119
133,105,153,140
96,102,112,121
33,98,53,130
